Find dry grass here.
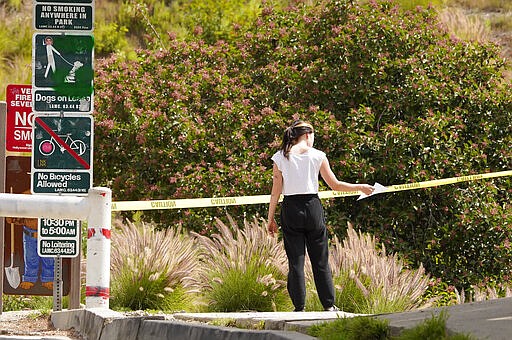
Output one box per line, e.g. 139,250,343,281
108,216,465,312
330,223,431,313
438,7,492,42
110,218,201,295
471,285,512,301
440,1,512,63
192,215,288,276
191,216,290,311
447,0,512,11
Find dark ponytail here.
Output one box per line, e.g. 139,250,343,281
280,120,314,159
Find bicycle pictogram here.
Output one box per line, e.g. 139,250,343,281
38,133,88,157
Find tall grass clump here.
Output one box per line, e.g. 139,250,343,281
438,7,491,42
193,216,291,312
329,224,431,314
110,219,201,311
466,282,512,302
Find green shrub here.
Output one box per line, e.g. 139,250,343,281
2,295,52,312
398,311,472,340
422,278,460,307
168,0,269,44
94,22,130,57
309,311,476,340
394,0,445,10
309,316,390,340
0,7,32,98
304,264,367,313
92,0,512,292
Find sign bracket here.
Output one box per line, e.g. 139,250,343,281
53,255,63,311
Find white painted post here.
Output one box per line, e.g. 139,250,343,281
0,186,112,309
85,187,112,308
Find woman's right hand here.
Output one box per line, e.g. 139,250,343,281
267,218,278,235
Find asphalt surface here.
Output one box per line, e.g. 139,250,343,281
174,297,512,339
2,296,512,339
376,296,512,339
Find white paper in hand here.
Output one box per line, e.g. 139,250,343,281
357,182,388,201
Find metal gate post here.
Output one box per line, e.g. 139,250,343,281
85,187,112,308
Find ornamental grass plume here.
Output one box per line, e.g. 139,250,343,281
438,7,491,43
192,215,291,312
470,283,512,302
110,218,201,311
330,223,431,314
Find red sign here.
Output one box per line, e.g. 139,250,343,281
6,85,33,153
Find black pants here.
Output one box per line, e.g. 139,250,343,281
281,194,335,310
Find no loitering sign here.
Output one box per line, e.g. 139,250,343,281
38,218,80,257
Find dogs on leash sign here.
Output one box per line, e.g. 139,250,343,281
32,33,94,97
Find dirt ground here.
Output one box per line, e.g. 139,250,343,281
0,311,83,339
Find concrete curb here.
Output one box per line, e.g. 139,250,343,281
51,309,317,340
0,337,72,340
50,297,512,340
138,320,315,340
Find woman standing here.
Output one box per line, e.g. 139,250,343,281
267,120,374,312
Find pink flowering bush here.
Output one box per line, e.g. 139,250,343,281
93,0,512,290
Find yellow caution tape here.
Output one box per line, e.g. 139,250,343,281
112,195,271,212
111,170,512,212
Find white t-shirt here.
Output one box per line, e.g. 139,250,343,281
271,148,326,195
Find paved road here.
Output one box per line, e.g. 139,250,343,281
175,296,512,339
377,296,512,340
4,296,512,339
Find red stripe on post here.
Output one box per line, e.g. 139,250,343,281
86,286,110,298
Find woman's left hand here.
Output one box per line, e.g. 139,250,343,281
359,184,375,195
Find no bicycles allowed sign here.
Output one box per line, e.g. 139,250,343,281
31,114,93,195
